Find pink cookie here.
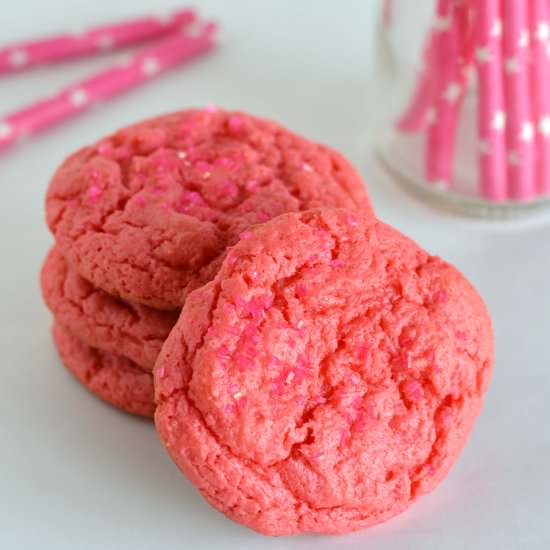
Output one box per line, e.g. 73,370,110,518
154,208,494,535
42,247,178,370
53,324,155,418
46,109,373,309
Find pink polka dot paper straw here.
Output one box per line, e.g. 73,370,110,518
397,0,453,133
530,0,550,196
502,0,535,200
0,21,217,152
0,8,196,75
475,0,507,200
396,34,437,132
426,0,472,188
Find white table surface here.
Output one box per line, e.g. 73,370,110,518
1,1,549,549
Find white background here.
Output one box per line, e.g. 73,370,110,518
1,1,549,549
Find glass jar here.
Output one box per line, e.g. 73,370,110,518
372,0,550,220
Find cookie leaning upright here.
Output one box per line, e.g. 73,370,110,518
154,208,494,535
45,109,373,309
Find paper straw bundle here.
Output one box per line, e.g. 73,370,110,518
393,0,550,203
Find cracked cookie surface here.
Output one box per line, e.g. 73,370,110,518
53,324,154,418
154,208,494,535
46,109,373,309
42,247,178,370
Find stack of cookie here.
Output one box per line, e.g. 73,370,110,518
40,108,494,536
41,248,177,416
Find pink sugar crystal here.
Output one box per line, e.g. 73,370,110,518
244,325,261,345
88,185,102,202
227,254,237,266
217,346,232,360
215,156,239,172
310,451,324,464
195,160,211,178
321,240,332,251
235,394,248,409
312,395,326,405
224,404,236,415
256,211,270,222
228,115,243,132
262,295,274,308
227,383,240,394
367,403,377,419
421,464,435,477
182,190,203,204
245,179,258,191
184,146,198,162
135,193,146,207
347,213,359,226
96,143,113,156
